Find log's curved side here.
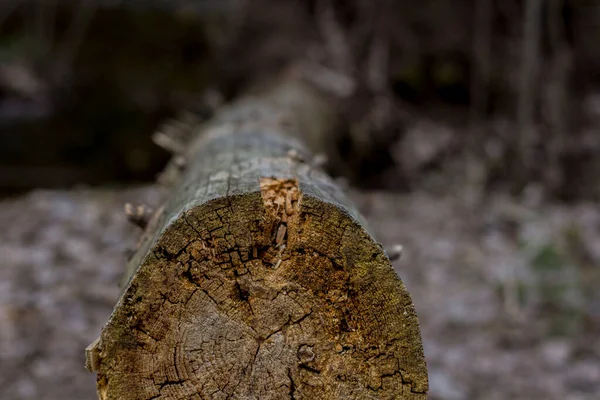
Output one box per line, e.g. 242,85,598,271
88,83,428,399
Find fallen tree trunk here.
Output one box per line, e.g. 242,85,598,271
86,78,428,399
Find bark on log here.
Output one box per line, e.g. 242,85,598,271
86,79,428,399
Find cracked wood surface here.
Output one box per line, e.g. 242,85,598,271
89,81,428,399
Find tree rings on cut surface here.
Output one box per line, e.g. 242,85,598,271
94,176,427,399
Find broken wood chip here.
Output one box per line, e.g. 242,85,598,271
386,244,404,262
285,191,295,215
312,153,328,168
85,337,101,372
173,155,187,171
152,131,185,154
276,224,287,247
287,149,304,163
124,203,153,229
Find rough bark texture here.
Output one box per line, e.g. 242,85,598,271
87,80,428,399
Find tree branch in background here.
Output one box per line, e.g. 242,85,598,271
517,0,543,173
542,0,572,191
469,0,492,127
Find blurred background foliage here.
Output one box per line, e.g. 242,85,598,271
1,0,600,201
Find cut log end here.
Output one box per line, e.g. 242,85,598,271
98,179,427,399
93,80,427,399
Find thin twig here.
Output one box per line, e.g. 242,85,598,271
55,0,98,76
316,0,352,75
469,0,493,127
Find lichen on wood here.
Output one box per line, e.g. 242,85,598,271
88,80,428,399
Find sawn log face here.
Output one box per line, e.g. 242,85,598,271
91,84,428,399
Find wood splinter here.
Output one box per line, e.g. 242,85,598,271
286,148,304,163
85,337,101,373
152,131,185,154
124,203,152,229
287,149,328,169
312,153,328,168
172,155,187,171
386,244,404,262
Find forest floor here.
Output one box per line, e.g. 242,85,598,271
0,185,598,400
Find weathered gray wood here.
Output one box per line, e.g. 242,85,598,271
87,79,428,399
